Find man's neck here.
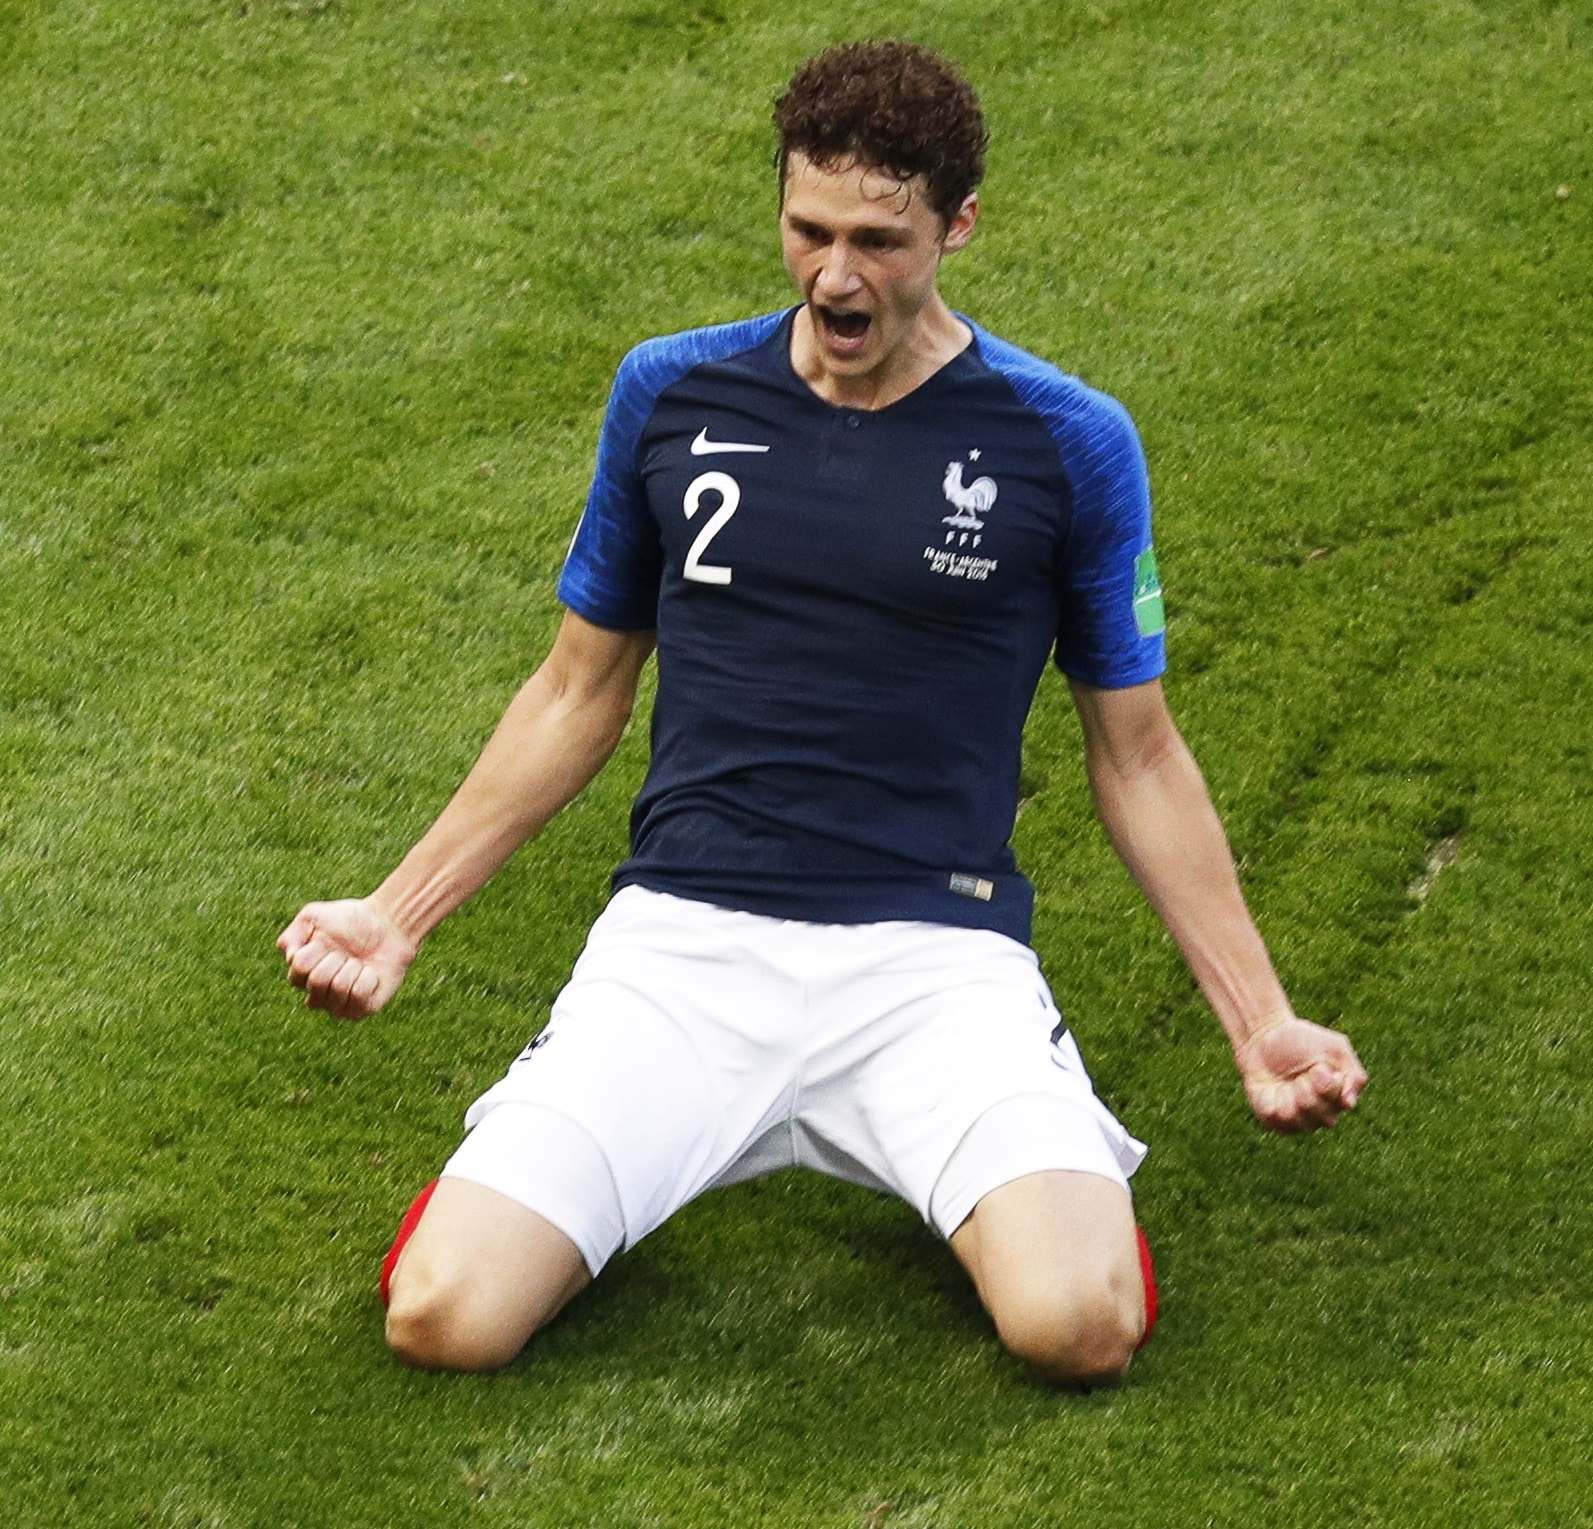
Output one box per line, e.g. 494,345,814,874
789,298,972,411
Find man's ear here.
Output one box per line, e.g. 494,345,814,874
943,191,979,253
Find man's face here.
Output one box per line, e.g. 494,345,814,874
780,151,976,385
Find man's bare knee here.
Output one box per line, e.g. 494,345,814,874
384,1263,531,1372
994,1280,1143,1387
380,1177,592,1372
950,1169,1145,1386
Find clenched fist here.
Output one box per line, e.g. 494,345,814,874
277,898,418,1020
1235,1015,1367,1135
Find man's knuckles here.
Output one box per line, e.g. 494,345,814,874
290,936,332,978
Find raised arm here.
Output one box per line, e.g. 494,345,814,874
278,611,655,1018
1069,676,1366,1134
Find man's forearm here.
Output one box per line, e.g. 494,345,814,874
1071,678,1365,1131
370,619,653,945
1087,726,1291,1053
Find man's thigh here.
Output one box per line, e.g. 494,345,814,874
807,922,1146,1231
384,1178,590,1371
462,889,807,1240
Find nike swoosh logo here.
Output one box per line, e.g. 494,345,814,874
691,428,770,455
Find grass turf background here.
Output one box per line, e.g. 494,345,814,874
1,0,1590,1522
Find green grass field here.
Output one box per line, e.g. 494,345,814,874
2,0,1591,1522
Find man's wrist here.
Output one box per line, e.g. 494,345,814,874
1229,1008,1299,1059
366,884,430,953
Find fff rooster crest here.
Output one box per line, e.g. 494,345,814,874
941,455,998,546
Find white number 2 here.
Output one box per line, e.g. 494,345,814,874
682,471,739,585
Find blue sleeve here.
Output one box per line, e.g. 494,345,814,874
557,313,789,631
557,344,667,631
965,325,1166,688
1048,388,1167,688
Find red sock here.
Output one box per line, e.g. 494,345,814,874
1135,1225,1159,1349
380,1179,440,1308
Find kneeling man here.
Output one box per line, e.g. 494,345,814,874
280,41,1366,1386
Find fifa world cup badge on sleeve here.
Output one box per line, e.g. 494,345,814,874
1133,548,1166,637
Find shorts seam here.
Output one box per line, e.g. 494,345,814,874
468,1098,629,1248
925,1088,1064,1213
926,1089,1132,1240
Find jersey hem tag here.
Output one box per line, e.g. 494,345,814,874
949,874,995,901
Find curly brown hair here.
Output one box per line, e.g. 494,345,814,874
773,42,988,224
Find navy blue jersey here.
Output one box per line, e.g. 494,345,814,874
558,308,1166,943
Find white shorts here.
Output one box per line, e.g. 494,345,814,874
444,886,1146,1276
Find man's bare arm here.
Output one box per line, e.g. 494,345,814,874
1069,677,1367,1134
278,611,655,1018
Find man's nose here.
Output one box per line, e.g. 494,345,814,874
814,242,861,297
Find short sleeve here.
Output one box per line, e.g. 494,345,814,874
557,346,666,631
963,323,1167,690
1050,390,1167,688
556,314,788,631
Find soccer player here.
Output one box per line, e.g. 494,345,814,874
279,41,1367,1386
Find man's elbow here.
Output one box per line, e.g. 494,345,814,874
1091,715,1186,791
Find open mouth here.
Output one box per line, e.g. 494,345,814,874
816,305,872,343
